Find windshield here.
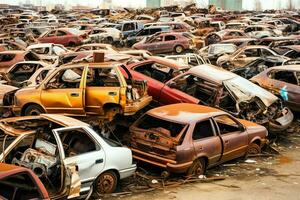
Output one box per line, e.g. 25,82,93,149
68,28,83,35
223,76,278,106
53,46,67,55
209,44,236,55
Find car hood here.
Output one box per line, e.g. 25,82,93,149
223,76,278,107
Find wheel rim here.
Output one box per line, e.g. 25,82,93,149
248,147,259,155
193,162,203,175
176,46,183,53
28,109,41,116
96,174,115,194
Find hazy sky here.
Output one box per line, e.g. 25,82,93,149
1,0,300,9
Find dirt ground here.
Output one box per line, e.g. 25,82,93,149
106,121,300,200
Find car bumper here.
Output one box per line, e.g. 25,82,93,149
124,95,152,115
269,107,293,133
119,164,137,179
131,148,193,173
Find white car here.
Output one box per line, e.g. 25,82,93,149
0,114,136,198
89,28,123,44
26,43,71,64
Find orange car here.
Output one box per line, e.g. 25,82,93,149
0,51,40,72
0,163,50,200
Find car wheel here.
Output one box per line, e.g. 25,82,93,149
187,158,206,176
68,42,76,47
174,45,184,54
246,143,261,156
106,37,114,44
94,171,118,195
24,105,45,116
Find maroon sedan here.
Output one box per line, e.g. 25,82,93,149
133,32,195,54
38,28,88,46
0,163,50,200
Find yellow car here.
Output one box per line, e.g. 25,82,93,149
5,62,152,120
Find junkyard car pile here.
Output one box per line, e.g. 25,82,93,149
0,4,299,199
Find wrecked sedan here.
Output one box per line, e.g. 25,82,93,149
130,103,267,175
251,65,300,112
144,64,293,133
0,114,136,198
3,62,152,120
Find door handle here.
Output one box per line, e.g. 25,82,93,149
70,93,79,97
95,158,103,164
225,140,229,144
199,146,203,150
108,92,117,96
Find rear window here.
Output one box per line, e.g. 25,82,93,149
137,114,186,137
68,28,82,35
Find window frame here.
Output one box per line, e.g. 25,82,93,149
212,114,244,136
192,118,217,141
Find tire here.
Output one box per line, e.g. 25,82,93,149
174,45,184,54
68,42,76,47
106,37,114,44
187,158,206,176
94,171,118,195
104,106,120,121
246,143,261,157
24,104,45,116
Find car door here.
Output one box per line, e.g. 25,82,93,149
264,70,300,108
85,66,121,115
40,66,85,115
39,30,56,43
161,35,177,53
55,30,68,45
192,119,222,166
53,126,105,193
213,115,248,162
146,35,163,53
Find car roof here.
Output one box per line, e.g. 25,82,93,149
0,114,89,136
147,103,225,124
270,65,300,71
188,64,237,84
0,50,25,54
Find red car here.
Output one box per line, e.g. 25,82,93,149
38,28,88,46
133,32,195,54
0,50,40,72
122,56,189,99
0,163,50,200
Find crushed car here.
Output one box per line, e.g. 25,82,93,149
250,65,300,112
0,114,136,198
133,64,293,133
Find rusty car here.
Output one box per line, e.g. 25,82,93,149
0,114,136,198
130,103,268,175
133,32,196,54
216,45,288,69
0,163,50,200
250,65,300,112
